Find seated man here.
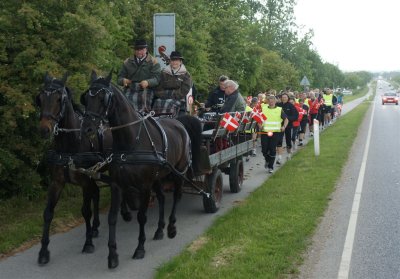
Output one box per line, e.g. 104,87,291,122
153,51,192,117
220,79,246,113
204,75,228,112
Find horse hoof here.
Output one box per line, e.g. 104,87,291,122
153,230,164,240
92,229,99,238
108,255,119,269
82,243,95,254
167,225,177,239
38,250,50,265
132,249,145,259
121,212,132,222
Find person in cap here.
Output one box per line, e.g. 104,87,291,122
204,75,229,112
220,80,246,113
117,39,161,111
153,51,193,117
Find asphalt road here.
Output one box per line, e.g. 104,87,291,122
299,81,400,279
0,90,372,279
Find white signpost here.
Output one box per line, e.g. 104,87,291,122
153,13,175,69
313,119,320,156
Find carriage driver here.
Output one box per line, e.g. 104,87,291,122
117,39,161,111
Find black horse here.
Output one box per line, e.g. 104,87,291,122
35,73,132,265
80,70,202,269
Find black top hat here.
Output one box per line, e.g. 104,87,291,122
170,51,184,60
134,39,148,49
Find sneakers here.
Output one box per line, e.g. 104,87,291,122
276,155,282,165
287,153,292,160
268,168,274,174
310,132,313,137
298,142,303,146
251,149,257,157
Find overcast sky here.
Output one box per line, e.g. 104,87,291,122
294,0,399,72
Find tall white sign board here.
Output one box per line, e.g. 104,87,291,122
153,13,175,69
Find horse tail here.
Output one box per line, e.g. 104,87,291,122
177,115,202,173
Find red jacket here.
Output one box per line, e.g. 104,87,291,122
308,98,321,114
293,103,305,127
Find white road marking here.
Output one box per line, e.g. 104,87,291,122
337,96,376,279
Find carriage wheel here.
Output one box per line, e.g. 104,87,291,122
203,169,223,213
229,158,243,193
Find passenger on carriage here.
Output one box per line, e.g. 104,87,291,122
153,51,193,117
117,39,161,111
219,80,246,113
204,75,228,112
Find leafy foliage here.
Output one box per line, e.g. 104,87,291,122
0,0,370,199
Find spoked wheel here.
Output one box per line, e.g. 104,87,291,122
203,168,223,213
229,158,243,193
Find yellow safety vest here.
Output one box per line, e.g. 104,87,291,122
261,104,282,132
245,105,254,133
324,94,333,106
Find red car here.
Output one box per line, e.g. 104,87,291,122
382,93,399,105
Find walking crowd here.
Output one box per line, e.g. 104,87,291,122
204,83,341,173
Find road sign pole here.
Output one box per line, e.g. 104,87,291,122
313,119,320,156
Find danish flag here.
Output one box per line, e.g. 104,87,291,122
251,107,267,124
242,113,250,123
219,112,239,132
234,112,242,121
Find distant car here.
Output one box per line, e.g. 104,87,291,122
382,93,398,105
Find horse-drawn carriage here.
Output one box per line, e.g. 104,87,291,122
36,71,257,268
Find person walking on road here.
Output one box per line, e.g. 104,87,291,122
308,91,320,136
276,93,298,163
260,95,288,173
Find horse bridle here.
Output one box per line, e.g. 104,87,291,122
84,84,154,134
39,86,68,121
38,86,82,135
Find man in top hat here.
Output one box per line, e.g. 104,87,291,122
117,39,161,111
154,51,193,117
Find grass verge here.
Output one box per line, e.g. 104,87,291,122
0,185,110,258
155,101,370,279
343,83,373,102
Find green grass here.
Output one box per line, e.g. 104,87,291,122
0,184,110,257
155,101,371,279
343,84,371,102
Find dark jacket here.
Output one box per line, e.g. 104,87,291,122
278,102,299,127
205,86,225,110
220,90,246,113
155,64,192,100
117,54,161,88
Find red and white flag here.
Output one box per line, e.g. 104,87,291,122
242,113,250,123
219,112,239,132
234,111,242,121
251,107,267,124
